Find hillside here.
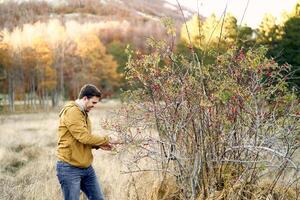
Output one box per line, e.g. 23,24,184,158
0,0,195,29
0,0,199,49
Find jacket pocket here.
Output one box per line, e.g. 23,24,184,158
57,146,71,161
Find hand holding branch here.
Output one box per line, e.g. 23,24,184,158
98,137,123,151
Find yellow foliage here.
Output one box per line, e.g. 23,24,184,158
180,15,204,47
1,19,120,96
0,41,12,68
181,13,238,50
30,37,56,92
257,14,282,44
21,47,36,70
75,33,119,88
32,37,53,67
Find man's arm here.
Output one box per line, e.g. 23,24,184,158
64,108,109,146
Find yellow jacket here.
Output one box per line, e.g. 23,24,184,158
56,101,109,168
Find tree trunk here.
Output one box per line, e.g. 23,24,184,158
31,75,36,110
8,72,15,112
51,91,57,107
59,50,64,103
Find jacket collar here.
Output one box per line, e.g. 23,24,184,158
75,99,85,112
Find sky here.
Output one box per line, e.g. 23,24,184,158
167,0,299,28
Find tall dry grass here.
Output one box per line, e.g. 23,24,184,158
0,100,161,200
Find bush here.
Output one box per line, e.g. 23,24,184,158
105,26,300,199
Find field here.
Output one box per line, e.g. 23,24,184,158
1,102,298,200
0,100,153,200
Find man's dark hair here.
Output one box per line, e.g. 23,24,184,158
78,84,101,99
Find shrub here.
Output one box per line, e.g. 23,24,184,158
105,24,300,199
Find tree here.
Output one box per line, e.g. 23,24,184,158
278,16,300,89
107,40,130,91
180,13,238,52
269,1,300,92
21,46,37,107
46,19,67,106
0,39,11,109
75,33,119,95
236,25,255,49
256,14,282,59
0,32,20,112
0,37,9,81
180,15,204,49
32,37,55,107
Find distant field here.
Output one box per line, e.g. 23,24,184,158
0,100,152,200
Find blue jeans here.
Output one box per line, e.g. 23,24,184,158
56,161,105,200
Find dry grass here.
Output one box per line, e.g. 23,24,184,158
1,100,299,200
0,110,61,200
0,100,158,200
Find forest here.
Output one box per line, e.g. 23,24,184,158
0,0,299,112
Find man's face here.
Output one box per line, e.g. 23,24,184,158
83,96,100,112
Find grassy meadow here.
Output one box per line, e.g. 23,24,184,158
0,100,159,200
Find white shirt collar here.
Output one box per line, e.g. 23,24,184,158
75,99,85,112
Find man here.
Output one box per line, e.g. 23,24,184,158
56,84,113,200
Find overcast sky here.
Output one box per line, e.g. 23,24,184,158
167,0,298,28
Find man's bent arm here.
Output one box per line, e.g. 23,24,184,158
64,108,109,146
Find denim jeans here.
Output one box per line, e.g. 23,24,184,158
56,161,105,200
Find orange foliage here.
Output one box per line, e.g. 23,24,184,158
75,33,119,89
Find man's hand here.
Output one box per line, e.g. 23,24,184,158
109,137,123,145
99,143,113,151
96,137,123,151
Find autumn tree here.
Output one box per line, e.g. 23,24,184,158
31,37,55,108
46,19,67,106
179,13,254,66
0,29,24,112
21,46,37,107
0,38,11,108
181,13,238,51
74,33,119,95
107,40,130,91
256,14,283,59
